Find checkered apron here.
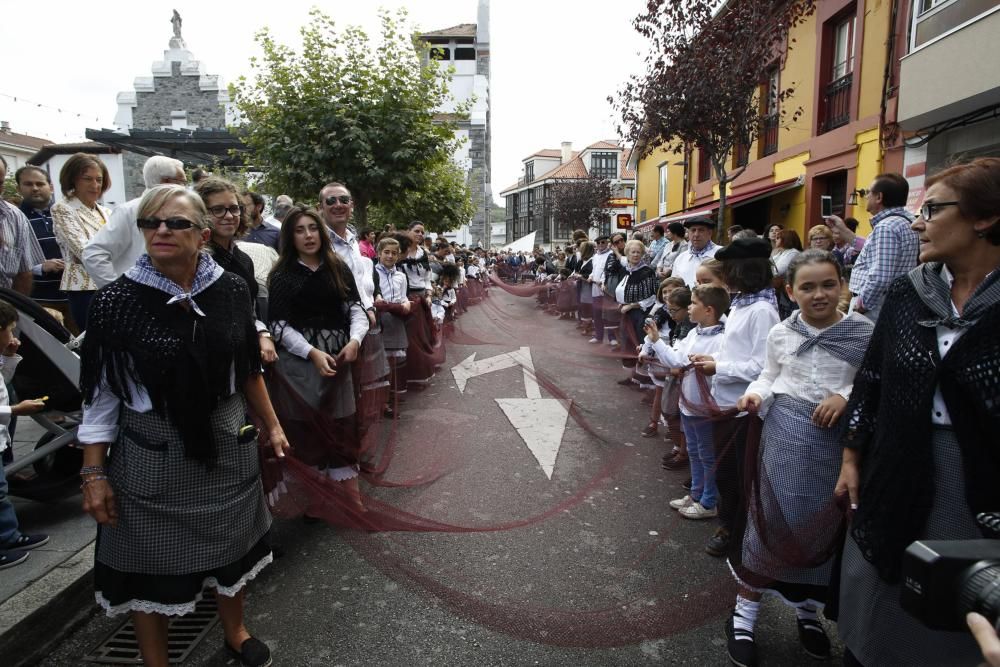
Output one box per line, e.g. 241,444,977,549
96,393,271,575
741,394,844,587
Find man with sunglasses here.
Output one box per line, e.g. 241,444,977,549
318,183,375,320
82,156,187,287
829,173,918,322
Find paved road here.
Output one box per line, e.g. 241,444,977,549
38,289,843,666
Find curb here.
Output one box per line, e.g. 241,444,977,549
0,542,97,667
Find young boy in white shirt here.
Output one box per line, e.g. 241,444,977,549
644,284,730,520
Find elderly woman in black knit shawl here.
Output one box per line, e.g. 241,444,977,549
605,238,659,385
266,207,369,508
77,184,289,667
834,158,1000,667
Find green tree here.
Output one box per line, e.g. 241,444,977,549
367,154,473,234
2,173,20,204
231,8,469,227
550,175,613,232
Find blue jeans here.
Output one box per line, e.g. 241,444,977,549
681,414,717,510
67,291,95,331
0,454,21,547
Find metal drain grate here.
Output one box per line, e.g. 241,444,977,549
83,595,219,664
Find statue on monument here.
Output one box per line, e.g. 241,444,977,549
171,10,182,39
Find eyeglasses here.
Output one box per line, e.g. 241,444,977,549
919,201,959,221
206,205,244,218
137,217,198,231
325,195,352,206
666,307,684,314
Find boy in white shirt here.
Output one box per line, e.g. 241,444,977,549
643,284,730,520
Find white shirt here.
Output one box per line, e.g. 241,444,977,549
744,313,862,417
932,265,966,426
402,247,430,291
712,300,780,408
771,248,801,278
82,197,146,288
591,250,612,297
615,269,657,310
671,242,719,288
234,241,278,299
263,215,282,231
327,225,373,309
648,327,725,416
0,354,22,452
376,263,408,304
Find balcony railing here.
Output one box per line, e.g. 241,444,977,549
734,141,750,167
821,74,853,132
761,115,779,157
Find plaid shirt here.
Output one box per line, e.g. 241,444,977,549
848,207,918,313
0,201,46,290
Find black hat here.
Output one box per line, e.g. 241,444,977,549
594,234,611,242
683,216,716,229
716,237,771,261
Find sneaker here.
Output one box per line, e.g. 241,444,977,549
617,377,634,386
726,610,758,667
609,340,620,349
669,495,693,510
588,338,601,344
4,534,49,551
641,423,658,438
705,527,731,558
796,617,832,660
0,550,29,570
661,453,689,470
224,637,272,667
679,502,718,520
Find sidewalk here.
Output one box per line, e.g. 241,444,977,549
1,418,97,665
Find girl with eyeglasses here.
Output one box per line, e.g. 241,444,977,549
194,178,278,365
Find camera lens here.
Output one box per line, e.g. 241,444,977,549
959,562,1000,625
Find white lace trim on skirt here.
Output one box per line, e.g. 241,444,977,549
95,552,273,617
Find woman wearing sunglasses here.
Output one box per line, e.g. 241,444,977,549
77,184,289,667
195,177,278,364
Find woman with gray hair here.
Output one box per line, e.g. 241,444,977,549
77,184,289,667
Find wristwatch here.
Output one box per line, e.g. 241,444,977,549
258,331,273,340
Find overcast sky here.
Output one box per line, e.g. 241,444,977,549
0,0,649,205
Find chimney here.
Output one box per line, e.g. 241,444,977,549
560,141,572,165
0,121,10,134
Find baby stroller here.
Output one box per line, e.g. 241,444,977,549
1,288,83,502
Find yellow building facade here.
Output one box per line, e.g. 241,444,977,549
633,0,908,240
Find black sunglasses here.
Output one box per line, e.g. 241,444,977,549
137,217,198,231
325,195,352,206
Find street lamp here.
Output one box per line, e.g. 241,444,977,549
848,188,868,206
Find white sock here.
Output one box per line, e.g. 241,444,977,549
733,596,760,638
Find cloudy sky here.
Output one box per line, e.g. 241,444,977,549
0,0,649,204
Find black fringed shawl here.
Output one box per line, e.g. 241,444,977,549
267,261,362,355
80,273,260,463
604,260,659,307
210,241,258,304
845,271,1000,582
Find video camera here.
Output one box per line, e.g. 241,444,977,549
901,513,1000,632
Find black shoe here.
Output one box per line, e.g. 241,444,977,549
0,550,29,570
616,377,634,386
224,637,272,667
726,610,758,667
705,527,730,558
796,617,831,660
4,534,48,551
682,477,693,491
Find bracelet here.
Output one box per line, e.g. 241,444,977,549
79,465,106,476
80,475,108,488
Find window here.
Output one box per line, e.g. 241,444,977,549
919,0,949,13
831,17,855,81
697,149,712,183
430,47,450,61
455,48,476,60
820,10,856,133
591,152,618,180
658,164,668,216
524,161,534,184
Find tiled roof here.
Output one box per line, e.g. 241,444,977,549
421,23,477,38
0,130,53,151
536,155,587,180
585,140,620,151
524,149,563,160
620,148,636,179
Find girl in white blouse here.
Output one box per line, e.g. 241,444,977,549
725,250,874,667
51,153,110,329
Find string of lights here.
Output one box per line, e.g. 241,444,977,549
0,92,112,125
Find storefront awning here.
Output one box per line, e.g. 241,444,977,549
636,175,804,231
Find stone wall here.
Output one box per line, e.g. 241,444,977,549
131,62,226,130
122,150,147,200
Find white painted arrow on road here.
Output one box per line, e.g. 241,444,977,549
451,347,568,479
